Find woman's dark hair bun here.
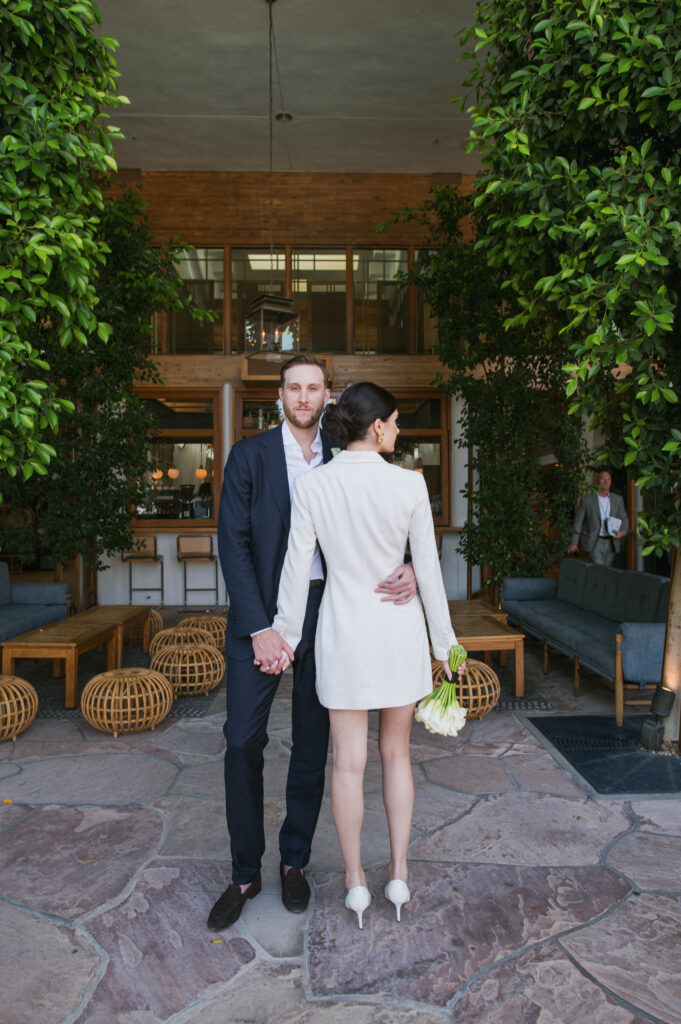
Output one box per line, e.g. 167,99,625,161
322,382,397,445
321,402,353,444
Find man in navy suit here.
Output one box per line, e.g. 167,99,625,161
208,355,417,930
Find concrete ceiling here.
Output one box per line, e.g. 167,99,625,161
96,0,482,175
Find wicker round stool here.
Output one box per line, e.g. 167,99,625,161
149,626,216,658
431,657,500,719
80,668,173,738
150,643,225,697
125,608,163,648
178,614,227,649
0,675,38,742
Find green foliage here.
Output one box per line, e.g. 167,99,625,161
0,0,125,480
460,0,681,557
0,186,211,571
389,185,588,584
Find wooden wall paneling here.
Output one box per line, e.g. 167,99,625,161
135,172,476,248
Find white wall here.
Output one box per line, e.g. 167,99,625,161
96,384,232,608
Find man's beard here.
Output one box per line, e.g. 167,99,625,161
282,399,325,430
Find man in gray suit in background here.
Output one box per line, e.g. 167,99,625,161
567,469,628,566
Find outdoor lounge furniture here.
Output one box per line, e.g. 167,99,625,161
176,534,218,606
501,559,669,726
121,536,164,606
0,561,70,642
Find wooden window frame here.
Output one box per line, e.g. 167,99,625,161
132,386,223,533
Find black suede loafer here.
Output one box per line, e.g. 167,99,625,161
280,862,310,913
207,872,262,930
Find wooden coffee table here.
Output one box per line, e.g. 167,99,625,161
76,605,152,665
2,619,118,709
448,601,525,698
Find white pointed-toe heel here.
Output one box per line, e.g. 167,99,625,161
345,885,371,929
384,879,410,922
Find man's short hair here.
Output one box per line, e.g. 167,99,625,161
280,354,330,389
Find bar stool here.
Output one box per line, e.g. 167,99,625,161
121,536,164,606
177,534,218,607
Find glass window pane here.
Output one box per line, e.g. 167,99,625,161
354,249,408,354
390,438,443,518
168,248,224,354
415,292,439,354
231,248,285,354
292,249,346,353
139,440,215,521
394,397,442,429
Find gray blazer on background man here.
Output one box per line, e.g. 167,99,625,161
570,490,628,555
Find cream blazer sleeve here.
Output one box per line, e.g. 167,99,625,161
408,474,458,661
271,476,317,653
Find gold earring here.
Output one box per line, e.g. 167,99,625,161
377,432,384,445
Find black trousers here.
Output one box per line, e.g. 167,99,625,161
223,585,330,884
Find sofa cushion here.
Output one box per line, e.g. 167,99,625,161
0,604,67,642
577,638,616,684
12,582,69,606
656,580,670,624
556,558,590,607
0,562,11,606
604,569,665,624
579,565,624,619
502,577,557,602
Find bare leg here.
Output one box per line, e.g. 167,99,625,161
329,709,368,890
378,703,416,882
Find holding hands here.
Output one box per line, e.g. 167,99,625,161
253,628,295,675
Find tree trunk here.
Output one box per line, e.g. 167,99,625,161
662,550,681,746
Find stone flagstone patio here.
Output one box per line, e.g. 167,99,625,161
1,632,680,1024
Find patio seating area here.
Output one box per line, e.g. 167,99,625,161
1,615,679,1024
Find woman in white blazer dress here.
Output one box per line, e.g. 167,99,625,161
269,382,464,929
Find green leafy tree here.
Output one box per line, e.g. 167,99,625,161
0,0,124,481
388,185,587,588
460,0,681,741
0,185,210,573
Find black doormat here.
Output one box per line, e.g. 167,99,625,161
528,714,681,795
12,646,219,720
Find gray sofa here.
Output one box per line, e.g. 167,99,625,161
0,561,70,643
501,559,669,725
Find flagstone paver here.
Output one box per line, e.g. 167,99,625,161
1,620,679,1024
451,942,647,1023
415,791,633,865
306,861,631,1006
0,752,178,804
561,893,681,1024
1,901,100,1024
81,860,256,1024
0,804,163,919
606,832,681,890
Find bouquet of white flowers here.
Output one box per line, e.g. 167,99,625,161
414,644,468,737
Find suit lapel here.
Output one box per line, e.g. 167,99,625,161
259,426,290,530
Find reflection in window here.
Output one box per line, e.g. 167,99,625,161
231,248,285,354
168,248,224,354
135,393,217,523
139,441,215,520
390,438,443,518
354,250,408,354
292,249,346,353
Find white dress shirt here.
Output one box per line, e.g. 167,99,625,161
597,493,610,536
281,420,325,582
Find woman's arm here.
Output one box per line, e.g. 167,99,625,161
271,477,319,654
407,475,457,661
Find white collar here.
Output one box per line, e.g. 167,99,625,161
282,419,322,453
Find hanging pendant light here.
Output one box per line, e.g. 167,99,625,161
195,443,208,480
244,0,299,356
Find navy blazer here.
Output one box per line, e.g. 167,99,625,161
218,424,335,660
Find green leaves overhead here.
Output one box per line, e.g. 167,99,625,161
0,0,126,481
461,0,681,553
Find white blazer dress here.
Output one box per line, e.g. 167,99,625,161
272,449,457,710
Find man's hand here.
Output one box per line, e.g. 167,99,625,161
567,543,579,555
252,629,295,674
375,562,417,605
614,530,625,539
